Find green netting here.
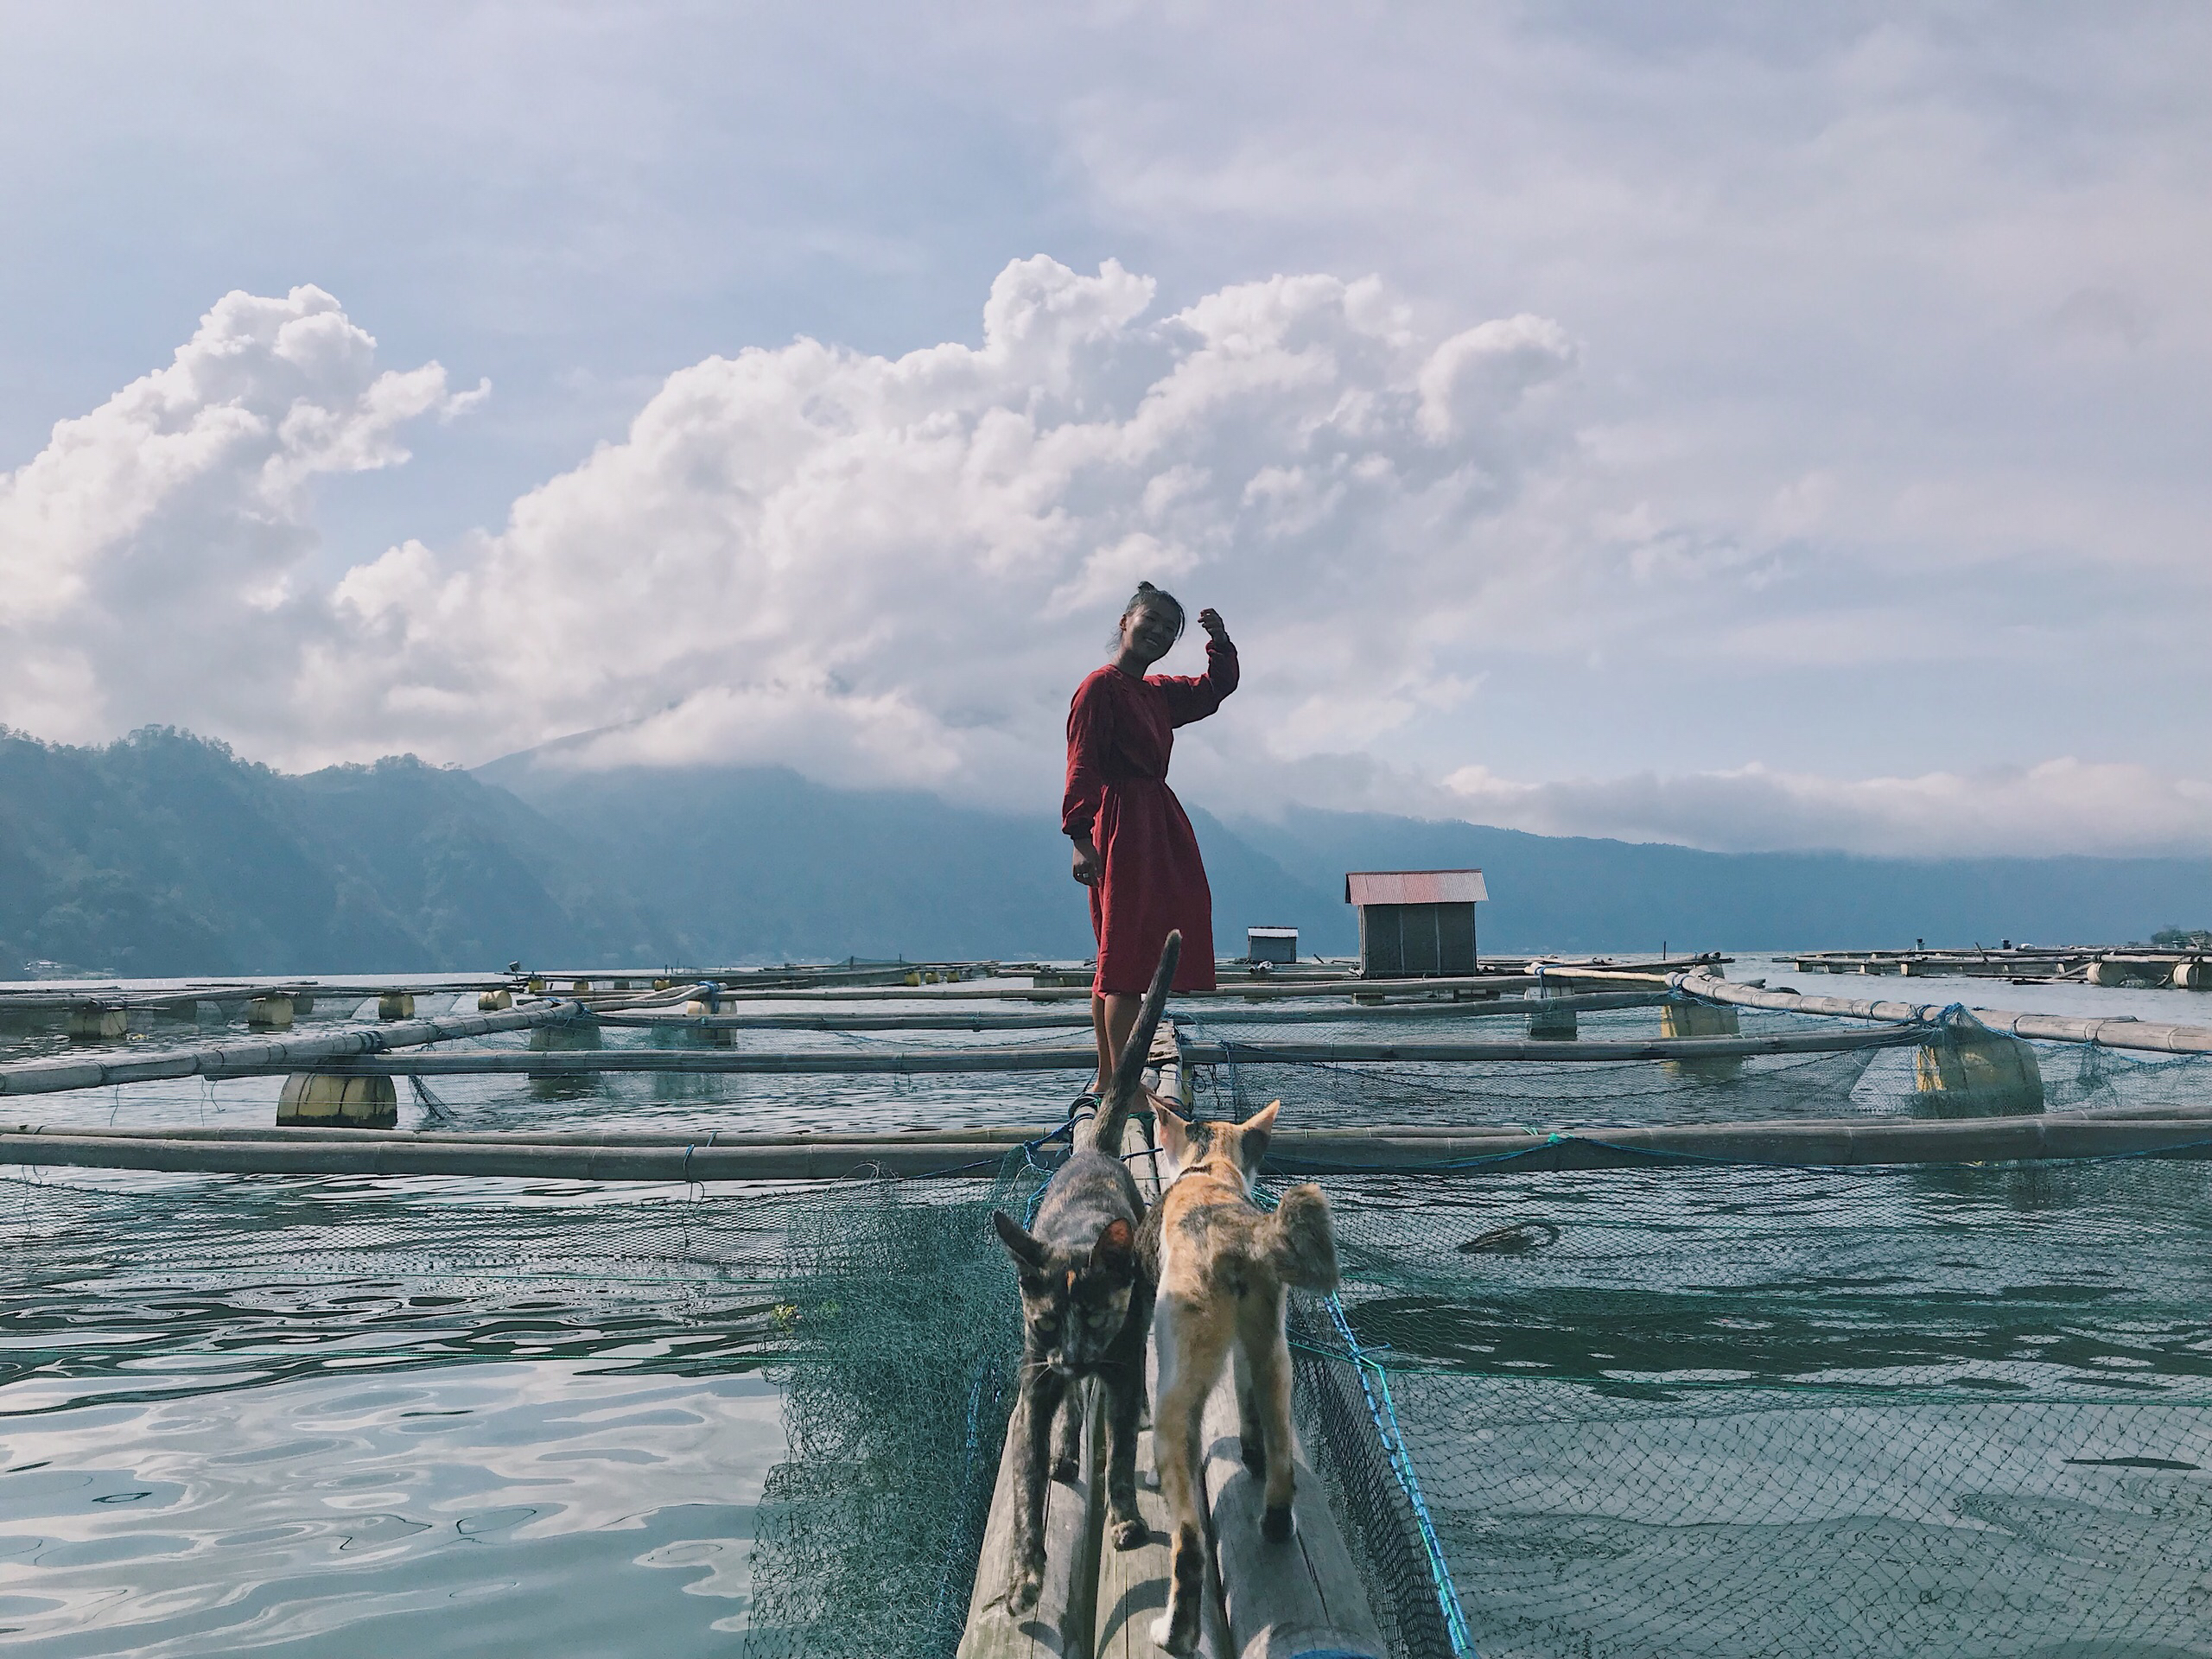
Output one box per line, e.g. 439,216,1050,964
1184,1028,2212,1659
0,1154,1052,1659
1177,1001,2212,1128
743,1155,1043,1659
1279,1156,2212,1658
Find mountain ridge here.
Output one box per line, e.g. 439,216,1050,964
1,727,2202,976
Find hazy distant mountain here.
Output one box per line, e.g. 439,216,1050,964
0,728,651,976
1230,808,2212,955
486,759,2207,962
478,756,1331,964
2,727,2202,976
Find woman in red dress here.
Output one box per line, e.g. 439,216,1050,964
1063,582,1239,1093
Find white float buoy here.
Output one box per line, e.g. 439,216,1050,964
1662,998,1742,1078
65,1007,128,1041
277,1072,398,1128
529,1017,603,1052
1915,1016,2044,1115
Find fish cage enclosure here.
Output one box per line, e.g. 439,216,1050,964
1,957,2209,1659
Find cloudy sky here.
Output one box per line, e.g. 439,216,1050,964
3,3,2207,856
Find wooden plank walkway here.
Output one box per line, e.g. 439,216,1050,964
963,1030,1385,1659
958,1383,1106,1658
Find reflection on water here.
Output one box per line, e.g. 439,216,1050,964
0,1361,776,1657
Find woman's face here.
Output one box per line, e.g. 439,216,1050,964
1121,603,1179,665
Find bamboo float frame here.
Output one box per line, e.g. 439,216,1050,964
0,977,516,1012
1674,969,2212,1057
4,1115,2208,1181
159,1024,1925,1080
592,988,1673,1033
649,965,1715,1005
0,1000,592,1097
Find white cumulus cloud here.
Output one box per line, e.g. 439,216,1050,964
305,257,1579,796
1440,759,2212,858
0,284,482,743
3,261,2207,863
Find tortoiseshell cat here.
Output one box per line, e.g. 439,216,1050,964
990,930,1179,1614
1144,1097,1339,1656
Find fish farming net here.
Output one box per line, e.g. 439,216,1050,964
1179,1028,2212,1659
1278,1154,2212,1659
0,1154,1047,1659
1176,1000,2212,1128
3,1012,2210,1658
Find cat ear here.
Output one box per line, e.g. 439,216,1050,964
1236,1100,1281,1176
1090,1217,1135,1274
993,1209,1046,1270
1156,1103,1191,1167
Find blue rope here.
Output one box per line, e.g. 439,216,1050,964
1321,1292,1477,1657
1240,1169,1478,1656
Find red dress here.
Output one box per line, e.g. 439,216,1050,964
1062,640,1239,995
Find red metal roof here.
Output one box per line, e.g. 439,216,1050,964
1344,869,1487,906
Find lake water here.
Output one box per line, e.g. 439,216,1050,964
3,960,2208,1654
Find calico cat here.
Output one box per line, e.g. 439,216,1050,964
989,929,1181,1615
1144,1098,1339,1656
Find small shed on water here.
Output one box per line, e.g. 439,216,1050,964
1345,868,1487,977
1247,925,1299,964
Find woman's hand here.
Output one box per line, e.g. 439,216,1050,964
1071,837,1103,887
1198,607,1230,645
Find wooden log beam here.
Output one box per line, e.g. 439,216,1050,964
75,1021,1925,1087
0,1128,1022,1181
1198,1360,1386,1659
255,1024,1923,1078
957,1385,1106,1659
1259,1117,2212,1173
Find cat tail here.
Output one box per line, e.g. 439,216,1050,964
1262,1183,1340,1293
1085,930,1181,1154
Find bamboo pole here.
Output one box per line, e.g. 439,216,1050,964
680,973,1565,1005
592,988,1672,1033
0,1000,589,1098
0,976,513,1011
6,1115,2206,1181
1675,970,2212,1057
236,1024,1926,1080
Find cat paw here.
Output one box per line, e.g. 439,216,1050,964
1262,1503,1297,1542
1110,1516,1148,1550
1051,1453,1078,1483
1147,1614,1196,1656
1007,1563,1044,1615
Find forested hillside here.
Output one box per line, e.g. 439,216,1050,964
0,728,651,976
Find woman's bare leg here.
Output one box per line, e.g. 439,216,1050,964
1088,992,1144,1094
1090,992,1112,1095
